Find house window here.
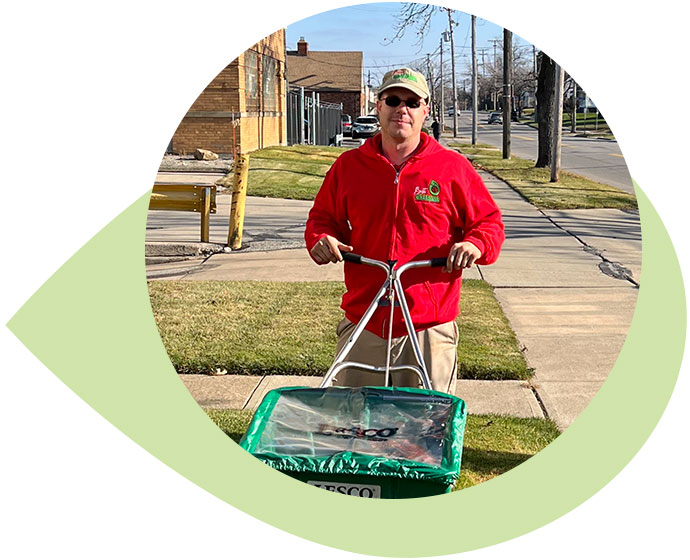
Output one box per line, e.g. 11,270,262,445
262,55,277,111
244,50,259,111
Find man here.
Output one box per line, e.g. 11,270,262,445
304,68,504,394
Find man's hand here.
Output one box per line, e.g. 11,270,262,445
444,241,481,272
310,235,354,264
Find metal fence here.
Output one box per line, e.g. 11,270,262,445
287,87,343,146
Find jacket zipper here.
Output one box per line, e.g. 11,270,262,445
392,159,410,184
383,156,415,336
389,161,406,262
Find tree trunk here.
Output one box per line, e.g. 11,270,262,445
535,52,556,167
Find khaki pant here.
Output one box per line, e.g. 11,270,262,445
332,318,458,394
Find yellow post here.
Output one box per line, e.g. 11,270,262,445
200,186,211,243
228,153,249,249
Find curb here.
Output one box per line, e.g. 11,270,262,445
145,241,226,258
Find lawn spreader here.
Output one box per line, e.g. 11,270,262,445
240,253,467,498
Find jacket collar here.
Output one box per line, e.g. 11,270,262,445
359,132,440,164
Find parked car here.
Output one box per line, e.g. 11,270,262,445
447,107,454,116
351,116,380,139
487,111,502,124
341,114,352,136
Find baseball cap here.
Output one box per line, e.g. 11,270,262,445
378,68,430,102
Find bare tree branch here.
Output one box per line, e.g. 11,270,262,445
382,3,444,51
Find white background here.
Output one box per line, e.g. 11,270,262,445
1,1,688,558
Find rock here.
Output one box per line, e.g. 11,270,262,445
194,148,219,161
215,172,234,187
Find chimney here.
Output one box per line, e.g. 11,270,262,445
297,36,308,56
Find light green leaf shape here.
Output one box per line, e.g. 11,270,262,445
7,184,685,556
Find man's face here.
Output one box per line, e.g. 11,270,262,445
376,87,430,142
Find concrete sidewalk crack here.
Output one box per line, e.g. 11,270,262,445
537,209,639,288
242,375,267,410
474,168,639,289
249,223,307,241
528,384,550,420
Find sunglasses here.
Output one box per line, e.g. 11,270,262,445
383,95,424,109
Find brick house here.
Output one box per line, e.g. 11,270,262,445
286,37,364,118
170,29,287,155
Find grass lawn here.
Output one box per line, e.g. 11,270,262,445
241,141,629,211
204,408,560,490
521,112,612,137
563,111,611,135
247,145,348,200
449,143,637,210
148,279,531,380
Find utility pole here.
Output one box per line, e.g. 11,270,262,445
550,63,565,182
426,53,434,119
571,81,577,133
532,45,538,121
478,48,488,76
447,8,458,137
440,35,445,131
502,29,512,159
488,38,501,68
471,15,477,145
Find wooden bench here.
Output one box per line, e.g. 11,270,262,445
149,183,217,242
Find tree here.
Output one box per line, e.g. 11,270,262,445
465,39,534,113
384,4,459,119
535,51,556,168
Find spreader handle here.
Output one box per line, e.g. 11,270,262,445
342,251,363,264
342,252,447,269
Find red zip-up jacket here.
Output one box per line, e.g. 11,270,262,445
305,132,504,338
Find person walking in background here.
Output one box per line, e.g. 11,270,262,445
431,118,440,140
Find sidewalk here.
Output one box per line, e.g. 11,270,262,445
148,145,641,430
180,374,542,419
477,173,639,428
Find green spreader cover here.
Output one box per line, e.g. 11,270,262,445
240,386,466,498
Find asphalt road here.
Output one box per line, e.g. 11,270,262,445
441,111,635,194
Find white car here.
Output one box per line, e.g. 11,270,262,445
351,116,380,139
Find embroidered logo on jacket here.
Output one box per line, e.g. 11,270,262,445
414,180,441,203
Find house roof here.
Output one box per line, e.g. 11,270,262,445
287,50,363,92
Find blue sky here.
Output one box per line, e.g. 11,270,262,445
285,3,532,85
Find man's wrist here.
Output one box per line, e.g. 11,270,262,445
463,238,484,255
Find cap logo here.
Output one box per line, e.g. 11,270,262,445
392,69,418,82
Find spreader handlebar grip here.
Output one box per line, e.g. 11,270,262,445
429,257,447,268
342,251,363,264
